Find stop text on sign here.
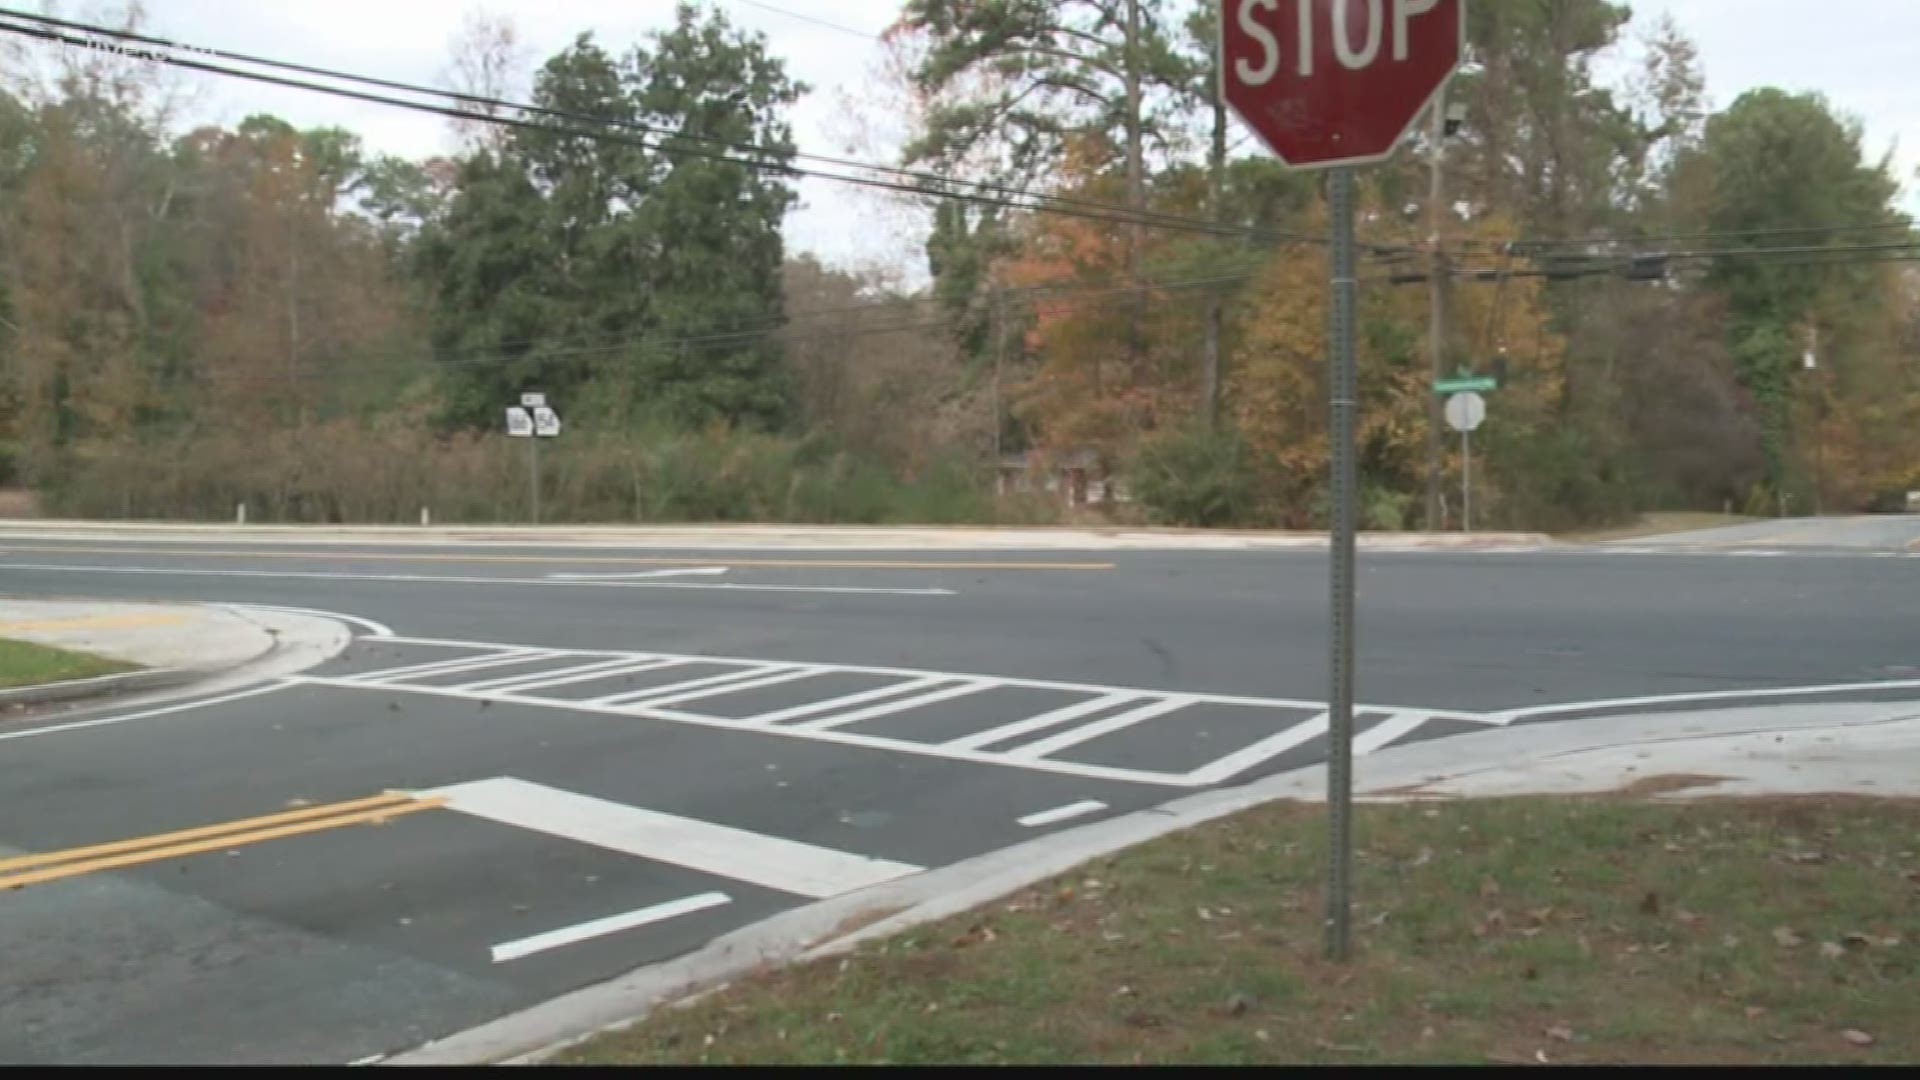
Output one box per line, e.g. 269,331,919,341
1219,0,1462,169
1234,0,1442,81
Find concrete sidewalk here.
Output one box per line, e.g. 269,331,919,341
0,599,293,709
0,519,1552,551
0,600,276,672
1364,702,1920,800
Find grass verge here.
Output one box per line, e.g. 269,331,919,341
1557,511,1757,543
0,638,137,689
557,794,1919,1065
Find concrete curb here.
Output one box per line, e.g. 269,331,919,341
0,666,201,709
0,602,328,718
382,695,1920,1066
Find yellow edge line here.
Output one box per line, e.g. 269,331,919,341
1,544,1113,572
0,798,444,891
0,792,416,874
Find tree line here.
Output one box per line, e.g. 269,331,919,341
0,1,1914,529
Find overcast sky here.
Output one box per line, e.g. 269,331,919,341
23,1,1920,278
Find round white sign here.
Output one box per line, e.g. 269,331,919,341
1444,391,1486,432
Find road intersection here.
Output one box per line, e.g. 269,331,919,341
1,519,1915,1062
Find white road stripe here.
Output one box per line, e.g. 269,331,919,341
1183,712,1332,786
786,679,992,732
422,778,921,898
1017,800,1109,828
1490,676,1920,725
292,675,1196,786
229,603,395,637
362,650,562,685
344,648,533,683
0,681,293,743
1005,696,1197,761
455,656,663,693
621,666,827,709
740,676,945,726
545,567,728,580
489,892,732,963
943,692,1136,752
586,665,787,706
372,634,1335,713
1350,711,1430,756
0,562,953,596
489,658,687,695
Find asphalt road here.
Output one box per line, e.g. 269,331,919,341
1,522,1916,1063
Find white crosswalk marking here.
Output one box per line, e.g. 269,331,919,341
423,777,921,898
489,658,687,695
302,636,1501,787
626,666,827,709
1004,696,1197,761
741,676,946,726
457,656,661,693
943,692,1137,752
585,665,785,706
786,679,991,732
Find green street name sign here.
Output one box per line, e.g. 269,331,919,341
1434,376,1497,394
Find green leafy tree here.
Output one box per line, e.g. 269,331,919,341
1693,89,1907,496
895,0,1184,362
420,4,801,430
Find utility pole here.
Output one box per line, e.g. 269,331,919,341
1806,324,1823,515
991,289,1004,466
1424,88,1448,532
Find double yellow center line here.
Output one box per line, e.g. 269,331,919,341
0,792,443,891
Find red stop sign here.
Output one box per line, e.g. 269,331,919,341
1220,0,1463,169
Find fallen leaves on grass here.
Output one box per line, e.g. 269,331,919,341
950,924,997,949
1772,927,1804,948
1842,1029,1875,1047
1639,891,1661,915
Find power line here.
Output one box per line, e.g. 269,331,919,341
1450,219,1916,253
1392,243,1920,285
730,0,877,40
177,266,1276,385
0,9,1391,252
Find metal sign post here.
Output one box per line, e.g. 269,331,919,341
508,394,561,525
1444,390,1486,532
1324,165,1359,961
1462,427,1470,531
529,431,541,525
1220,0,1464,963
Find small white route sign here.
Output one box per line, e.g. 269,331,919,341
520,392,547,408
505,406,534,437
532,406,561,437
1444,390,1486,432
